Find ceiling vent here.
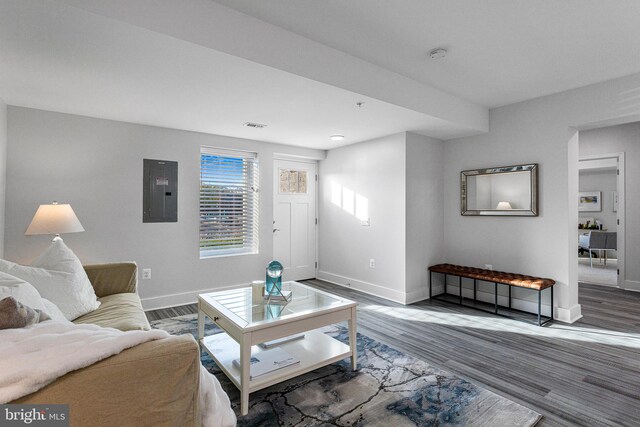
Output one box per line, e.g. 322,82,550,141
243,122,267,129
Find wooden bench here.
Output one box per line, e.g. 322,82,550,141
428,263,555,326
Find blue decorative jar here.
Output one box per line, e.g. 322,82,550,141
265,261,283,295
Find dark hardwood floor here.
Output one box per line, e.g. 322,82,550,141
146,281,640,427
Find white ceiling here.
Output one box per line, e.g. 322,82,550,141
1,1,640,149
213,0,640,108
0,1,472,150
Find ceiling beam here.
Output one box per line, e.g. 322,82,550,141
60,0,489,137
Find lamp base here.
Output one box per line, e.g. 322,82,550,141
52,235,63,243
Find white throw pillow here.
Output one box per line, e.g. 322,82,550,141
0,271,47,312
41,298,68,322
0,240,100,320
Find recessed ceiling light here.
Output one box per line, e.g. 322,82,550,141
330,135,345,141
428,48,447,60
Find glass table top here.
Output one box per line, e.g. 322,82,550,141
200,281,353,329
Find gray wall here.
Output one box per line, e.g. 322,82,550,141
317,132,407,302
5,107,324,309
580,122,640,286
443,72,640,323
405,132,444,302
0,99,6,257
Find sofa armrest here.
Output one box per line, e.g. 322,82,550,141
83,262,138,297
14,334,201,427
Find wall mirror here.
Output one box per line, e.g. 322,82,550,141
461,163,538,216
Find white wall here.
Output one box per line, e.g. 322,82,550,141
580,122,640,286
318,132,407,302
5,107,324,309
444,72,640,323
318,131,445,304
405,132,444,302
0,99,6,257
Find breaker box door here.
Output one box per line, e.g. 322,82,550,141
143,159,178,222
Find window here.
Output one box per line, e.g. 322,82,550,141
200,147,259,258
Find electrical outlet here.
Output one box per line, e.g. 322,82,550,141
142,268,152,280
484,264,493,270
369,259,375,268
361,218,370,226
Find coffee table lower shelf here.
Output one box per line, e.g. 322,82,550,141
200,329,351,393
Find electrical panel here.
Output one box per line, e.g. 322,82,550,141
143,159,178,223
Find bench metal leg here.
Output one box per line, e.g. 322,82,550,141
429,268,555,327
550,285,554,320
537,290,542,326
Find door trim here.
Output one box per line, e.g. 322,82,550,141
579,152,625,288
273,158,319,281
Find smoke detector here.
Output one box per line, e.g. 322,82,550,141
428,48,448,60
243,122,267,129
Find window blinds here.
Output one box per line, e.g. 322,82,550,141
200,147,259,258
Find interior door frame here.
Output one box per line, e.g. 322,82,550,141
578,152,625,288
273,155,319,279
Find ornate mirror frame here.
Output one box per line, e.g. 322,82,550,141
460,163,538,216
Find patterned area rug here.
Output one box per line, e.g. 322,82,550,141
151,314,541,426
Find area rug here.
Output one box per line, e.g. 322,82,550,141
151,314,541,426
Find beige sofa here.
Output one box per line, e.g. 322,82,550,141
12,263,202,427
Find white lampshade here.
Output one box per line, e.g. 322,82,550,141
496,201,513,210
25,202,85,236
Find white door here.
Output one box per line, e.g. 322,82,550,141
273,159,317,281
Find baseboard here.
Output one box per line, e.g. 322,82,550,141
623,280,640,292
438,281,582,323
317,271,407,304
444,284,554,318
405,287,429,305
141,283,241,311
554,304,582,324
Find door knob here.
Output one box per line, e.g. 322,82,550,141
273,228,280,233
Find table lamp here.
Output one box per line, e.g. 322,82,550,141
25,201,85,242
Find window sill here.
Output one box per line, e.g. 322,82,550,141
199,249,258,260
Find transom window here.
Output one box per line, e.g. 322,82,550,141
200,147,259,258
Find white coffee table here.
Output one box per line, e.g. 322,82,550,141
197,281,357,415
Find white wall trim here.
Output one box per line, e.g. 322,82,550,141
273,153,324,162
623,280,640,292
141,283,241,311
405,288,429,305
578,151,625,288
435,278,582,323
317,270,406,304
443,284,555,318
555,304,583,324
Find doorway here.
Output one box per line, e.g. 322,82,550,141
273,159,318,281
577,152,625,287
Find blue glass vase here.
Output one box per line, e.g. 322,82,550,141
266,261,283,295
